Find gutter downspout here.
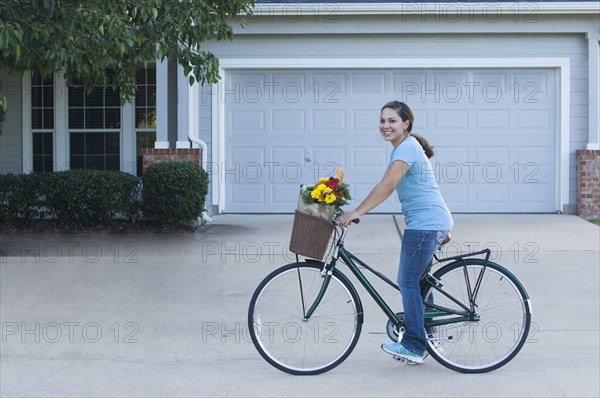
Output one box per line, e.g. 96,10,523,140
188,81,213,224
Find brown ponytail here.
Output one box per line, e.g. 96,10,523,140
410,133,435,159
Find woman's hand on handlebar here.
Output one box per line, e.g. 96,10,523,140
339,210,362,228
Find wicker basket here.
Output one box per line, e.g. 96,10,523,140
289,210,335,260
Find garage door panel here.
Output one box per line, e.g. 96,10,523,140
434,109,469,129
225,147,266,187
475,146,510,167
515,109,551,130
271,146,305,164
229,72,265,87
312,72,347,95
413,109,429,130
353,109,378,130
231,184,265,206
230,147,264,164
517,183,553,204
475,110,510,130
272,183,300,206
352,147,387,168
392,72,427,94
224,68,557,213
439,183,469,208
433,72,469,98
471,72,509,93
230,110,265,132
271,110,306,131
312,146,346,166
515,146,553,167
432,146,469,166
272,72,306,83
311,110,347,131
476,184,510,204
512,72,552,95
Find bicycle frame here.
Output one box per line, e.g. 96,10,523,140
303,227,492,330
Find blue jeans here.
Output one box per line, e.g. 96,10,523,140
398,229,449,355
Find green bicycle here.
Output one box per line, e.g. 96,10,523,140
248,214,532,375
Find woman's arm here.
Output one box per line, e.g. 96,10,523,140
339,160,410,227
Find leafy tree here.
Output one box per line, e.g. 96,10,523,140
0,0,255,110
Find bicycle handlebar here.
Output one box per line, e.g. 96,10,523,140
331,212,360,226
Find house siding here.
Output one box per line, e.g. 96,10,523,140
0,70,23,174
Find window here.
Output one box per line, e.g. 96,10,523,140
69,70,121,170
31,73,54,172
31,68,155,174
135,66,157,176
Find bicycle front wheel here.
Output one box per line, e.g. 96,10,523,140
248,262,362,375
423,260,531,373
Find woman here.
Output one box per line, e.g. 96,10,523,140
339,100,453,364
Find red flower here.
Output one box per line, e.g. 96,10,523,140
325,177,338,190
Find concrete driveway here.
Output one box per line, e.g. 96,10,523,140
1,214,599,397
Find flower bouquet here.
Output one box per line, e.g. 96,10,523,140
297,168,351,221
290,168,351,260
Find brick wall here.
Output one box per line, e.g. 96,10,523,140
577,150,600,217
141,148,203,175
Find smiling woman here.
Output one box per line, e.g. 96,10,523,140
340,100,453,364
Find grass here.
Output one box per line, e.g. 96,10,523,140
589,218,600,226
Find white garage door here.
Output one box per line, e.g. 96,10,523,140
223,68,557,213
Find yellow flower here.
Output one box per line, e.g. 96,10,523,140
325,193,337,204
311,184,325,199
310,183,338,204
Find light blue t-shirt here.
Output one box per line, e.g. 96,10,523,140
390,136,453,231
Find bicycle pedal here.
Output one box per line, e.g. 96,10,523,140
392,356,417,365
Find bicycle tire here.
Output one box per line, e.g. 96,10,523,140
423,259,531,373
248,262,363,375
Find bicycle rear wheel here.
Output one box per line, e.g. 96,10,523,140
248,262,362,375
423,260,531,373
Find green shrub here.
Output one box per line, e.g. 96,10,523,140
0,173,44,222
142,161,208,225
42,169,140,227
0,165,211,229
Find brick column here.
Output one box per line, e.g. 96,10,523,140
141,148,203,175
577,150,600,217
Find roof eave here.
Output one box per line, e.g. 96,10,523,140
251,2,600,15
